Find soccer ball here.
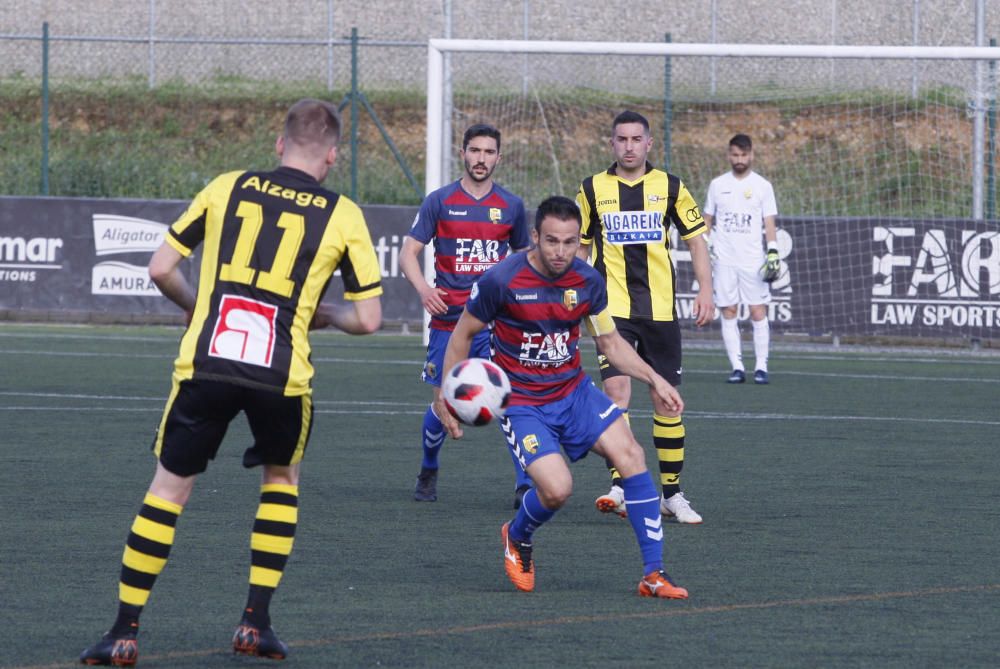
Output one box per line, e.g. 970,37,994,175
441,358,512,426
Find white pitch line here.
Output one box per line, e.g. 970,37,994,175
2,349,998,384
680,410,1000,427
0,349,423,365
1,403,996,427
0,406,427,415
0,349,171,359
3,329,999,364
696,370,1000,384
0,391,431,407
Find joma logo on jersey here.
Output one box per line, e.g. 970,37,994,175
454,238,501,273
602,211,664,244
209,294,278,368
519,330,571,365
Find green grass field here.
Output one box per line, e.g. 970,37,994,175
1,323,998,668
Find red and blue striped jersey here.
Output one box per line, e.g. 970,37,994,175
408,181,529,331
466,253,608,406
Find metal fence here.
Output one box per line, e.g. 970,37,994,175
3,1,1000,90
3,0,1000,209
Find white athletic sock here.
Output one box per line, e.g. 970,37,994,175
721,316,743,371
752,317,770,372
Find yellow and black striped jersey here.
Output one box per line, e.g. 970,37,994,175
165,166,382,396
577,162,705,321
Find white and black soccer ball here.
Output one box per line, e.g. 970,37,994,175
441,358,512,426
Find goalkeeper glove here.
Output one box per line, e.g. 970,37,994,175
762,248,780,283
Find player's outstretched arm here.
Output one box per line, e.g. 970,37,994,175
311,297,381,334
399,236,448,316
593,329,683,414
434,309,488,440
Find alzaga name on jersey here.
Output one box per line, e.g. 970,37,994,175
601,210,665,244
409,181,528,330
466,253,608,405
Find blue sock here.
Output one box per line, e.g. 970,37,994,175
497,416,532,489
420,405,445,470
621,472,664,575
508,488,556,543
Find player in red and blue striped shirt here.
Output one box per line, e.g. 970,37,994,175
399,124,531,505
434,196,690,599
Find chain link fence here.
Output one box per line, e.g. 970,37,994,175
2,1,1000,207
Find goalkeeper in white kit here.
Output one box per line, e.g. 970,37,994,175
703,133,780,385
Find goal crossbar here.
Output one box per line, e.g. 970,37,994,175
429,39,1000,60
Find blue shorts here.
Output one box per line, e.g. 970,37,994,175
421,327,492,387
504,379,623,469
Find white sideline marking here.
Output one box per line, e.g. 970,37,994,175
1,348,998,384
0,406,428,415
0,349,422,365
0,393,997,427
0,391,428,406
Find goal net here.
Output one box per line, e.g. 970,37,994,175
425,40,1000,343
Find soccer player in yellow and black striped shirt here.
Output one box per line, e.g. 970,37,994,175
576,110,714,525
80,99,383,666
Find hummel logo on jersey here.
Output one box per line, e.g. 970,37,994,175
448,209,468,216
515,292,538,301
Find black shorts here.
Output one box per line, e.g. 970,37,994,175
597,317,683,386
152,378,313,477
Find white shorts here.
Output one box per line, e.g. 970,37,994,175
712,263,771,308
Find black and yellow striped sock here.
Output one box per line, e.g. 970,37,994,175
605,410,630,487
653,414,685,498
114,492,183,633
243,483,298,628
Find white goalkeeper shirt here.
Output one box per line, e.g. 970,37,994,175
704,170,778,270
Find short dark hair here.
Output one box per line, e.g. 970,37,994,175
284,98,341,146
462,124,501,151
612,110,650,135
534,196,582,232
729,133,753,151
